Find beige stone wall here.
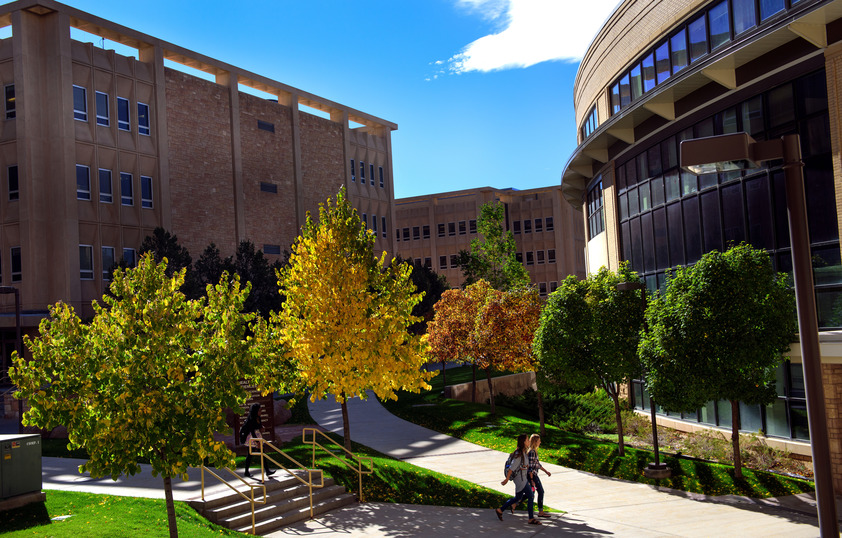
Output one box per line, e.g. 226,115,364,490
445,371,537,403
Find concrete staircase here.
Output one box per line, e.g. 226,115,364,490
189,471,356,535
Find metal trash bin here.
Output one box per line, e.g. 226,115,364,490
0,434,42,499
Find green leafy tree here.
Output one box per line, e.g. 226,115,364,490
534,263,644,456
394,255,449,335
276,188,434,451
639,244,796,477
139,227,200,299
10,254,280,538
457,201,529,291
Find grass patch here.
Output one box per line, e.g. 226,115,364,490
382,367,815,499
2,490,246,537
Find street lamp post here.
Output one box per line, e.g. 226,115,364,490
681,132,838,537
0,286,21,433
618,280,670,479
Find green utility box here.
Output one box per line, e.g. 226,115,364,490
0,434,42,499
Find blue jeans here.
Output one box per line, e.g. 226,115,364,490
533,474,545,512
500,481,535,519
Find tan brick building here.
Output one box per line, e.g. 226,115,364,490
394,186,586,291
0,0,396,380
561,0,842,493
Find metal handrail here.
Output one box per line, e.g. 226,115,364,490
302,427,374,502
249,438,325,518
199,465,267,535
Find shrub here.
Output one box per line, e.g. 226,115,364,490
494,388,618,434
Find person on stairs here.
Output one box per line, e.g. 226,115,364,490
239,403,275,478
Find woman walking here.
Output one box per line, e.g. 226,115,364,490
239,403,275,478
527,433,552,518
495,434,541,525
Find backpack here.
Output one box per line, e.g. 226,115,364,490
504,450,519,478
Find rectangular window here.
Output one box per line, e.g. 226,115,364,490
524,219,532,234
459,221,466,235
619,73,631,108
534,218,543,233
671,30,688,73
372,215,378,234
396,229,401,241
733,0,757,34
548,249,556,263
10,246,21,282
587,179,605,239
122,247,136,267
403,227,410,241
4,84,14,119
450,254,458,269
7,165,18,201
120,172,133,205
363,213,368,229
95,91,109,126
550,281,558,292
260,182,278,193
102,246,115,280
423,225,430,239
438,223,445,237
137,102,150,135
709,1,730,50
382,216,387,238
526,251,534,266
688,16,708,62
350,159,356,182
539,282,547,297
257,119,274,133
469,219,477,234
141,176,153,208
537,250,545,264
263,244,281,255
117,97,130,130
448,222,456,236
99,169,112,203
414,258,422,266
513,221,521,234
379,166,384,188
424,258,431,269
610,83,621,114
413,226,420,240
76,164,91,200
655,42,670,85
630,63,643,100
73,85,87,121
545,217,554,231
760,0,785,22
642,53,656,93
370,164,375,186
439,256,447,270
79,245,93,280
360,161,365,181
516,252,523,263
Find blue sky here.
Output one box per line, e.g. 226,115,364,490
5,0,619,199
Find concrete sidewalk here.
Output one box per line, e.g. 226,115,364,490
272,392,835,537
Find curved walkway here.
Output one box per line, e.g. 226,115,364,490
274,392,834,537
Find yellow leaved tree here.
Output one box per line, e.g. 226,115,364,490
276,188,434,450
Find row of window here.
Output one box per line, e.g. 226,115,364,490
350,159,385,189
513,216,555,235
587,179,604,240
76,165,153,208
609,0,801,118
73,85,151,135
0,246,22,283
361,213,388,239
436,249,557,270
79,245,137,280
581,106,598,140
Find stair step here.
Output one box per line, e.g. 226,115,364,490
235,493,358,535
205,480,336,522
195,471,325,511
219,484,348,529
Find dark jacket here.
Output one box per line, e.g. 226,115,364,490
239,403,262,444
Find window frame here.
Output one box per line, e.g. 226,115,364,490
102,246,115,281
99,168,113,203
73,85,87,121
350,159,356,182
95,91,109,126
122,247,136,267
76,164,91,201
137,102,151,135
5,84,15,120
120,172,133,206
79,244,93,280
10,246,21,282
379,166,384,188
7,165,18,201
117,96,130,131
140,175,153,208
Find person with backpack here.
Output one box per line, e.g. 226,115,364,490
239,403,275,478
527,433,552,518
495,434,541,525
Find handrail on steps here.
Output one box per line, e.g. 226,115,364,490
250,437,325,518
199,465,267,536
302,427,374,502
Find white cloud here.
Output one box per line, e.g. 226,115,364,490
440,0,621,74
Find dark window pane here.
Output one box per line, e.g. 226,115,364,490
681,170,698,196
611,83,621,114
683,197,702,263
817,289,842,329
637,152,649,181
768,83,795,128
617,164,627,191
790,402,810,440
766,398,789,437
621,221,632,264
701,190,722,252
639,182,651,212
653,208,669,270
812,246,842,286
695,117,715,138
722,182,745,246
642,212,655,272
699,172,718,190
721,107,738,134
630,217,643,273
619,193,629,221
620,73,631,108
626,159,638,187
671,30,688,73
665,170,681,202
797,70,828,116
630,64,643,100
745,175,773,250
628,187,639,217
742,96,764,136
740,403,763,433
662,137,678,170
667,202,684,266
772,171,790,248
733,0,757,35
647,145,662,177
709,1,730,50
760,0,784,21
805,165,838,242
802,114,832,158
688,16,707,62
642,54,656,93
655,42,671,84
651,175,665,207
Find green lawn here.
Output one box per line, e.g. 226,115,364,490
2,490,247,537
382,366,815,499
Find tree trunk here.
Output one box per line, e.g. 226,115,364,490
485,367,496,415
537,389,546,437
441,360,447,392
608,382,625,457
731,399,742,479
163,475,178,538
341,393,352,452
471,364,477,403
